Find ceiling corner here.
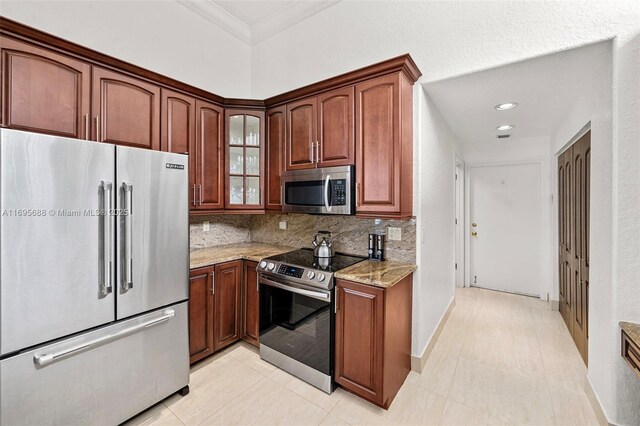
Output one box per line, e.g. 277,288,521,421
177,0,251,44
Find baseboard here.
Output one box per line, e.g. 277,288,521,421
411,296,455,373
585,376,611,426
550,299,560,311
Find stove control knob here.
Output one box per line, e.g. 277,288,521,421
307,271,316,280
259,261,268,269
267,262,275,271
317,273,325,282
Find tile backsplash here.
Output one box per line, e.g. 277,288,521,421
190,213,416,263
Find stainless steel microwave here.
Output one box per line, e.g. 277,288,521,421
281,165,355,215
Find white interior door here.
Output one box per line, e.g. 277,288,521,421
469,162,542,296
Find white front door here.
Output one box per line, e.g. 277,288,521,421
469,162,542,296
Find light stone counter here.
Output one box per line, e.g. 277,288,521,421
620,321,640,350
335,260,416,288
190,243,295,269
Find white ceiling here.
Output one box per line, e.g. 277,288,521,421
177,0,340,45
423,41,611,145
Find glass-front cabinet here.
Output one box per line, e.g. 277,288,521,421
225,110,265,209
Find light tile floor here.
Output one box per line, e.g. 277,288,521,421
126,287,600,426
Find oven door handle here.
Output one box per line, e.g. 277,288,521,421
323,175,331,213
260,276,330,301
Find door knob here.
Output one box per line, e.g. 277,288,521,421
471,231,478,237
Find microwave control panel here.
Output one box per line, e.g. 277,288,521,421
331,179,347,206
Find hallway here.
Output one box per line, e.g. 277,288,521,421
127,287,600,426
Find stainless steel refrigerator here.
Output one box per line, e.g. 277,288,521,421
0,129,190,425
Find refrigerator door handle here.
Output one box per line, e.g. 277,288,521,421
99,181,113,298
33,308,175,367
121,182,134,293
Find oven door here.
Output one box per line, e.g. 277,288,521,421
282,166,353,215
259,275,333,376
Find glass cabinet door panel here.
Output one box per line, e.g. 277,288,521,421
229,115,244,145
245,147,260,175
229,147,244,174
246,116,260,146
229,176,244,204
246,177,260,205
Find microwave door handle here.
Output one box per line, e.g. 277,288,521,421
324,175,331,212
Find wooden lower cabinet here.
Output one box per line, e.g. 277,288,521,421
189,267,215,364
241,261,260,347
213,260,242,351
335,274,412,409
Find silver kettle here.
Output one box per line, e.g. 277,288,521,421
312,230,334,258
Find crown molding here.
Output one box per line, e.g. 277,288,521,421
177,0,251,44
251,0,340,44
177,0,340,45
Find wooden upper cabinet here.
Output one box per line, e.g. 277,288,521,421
161,89,196,205
195,99,224,210
286,97,317,170
225,109,265,210
317,86,354,167
92,66,160,149
266,106,285,210
241,261,259,347
355,72,413,218
214,260,242,351
189,267,214,364
0,36,90,140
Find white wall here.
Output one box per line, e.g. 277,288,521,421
412,85,461,357
0,1,252,97
463,137,551,300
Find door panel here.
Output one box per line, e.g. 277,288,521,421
161,89,196,206
214,261,241,350
189,268,214,363
469,163,542,296
286,97,317,170
335,280,384,405
241,261,259,347
318,86,354,167
195,100,224,209
116,147,188,319
92,67,160,150
1,36,90,139
266,106,285,210
355,74,399,212
0,130,115,355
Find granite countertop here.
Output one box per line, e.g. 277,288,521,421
190,243,295,269
335,260,417,288
620,321,640,348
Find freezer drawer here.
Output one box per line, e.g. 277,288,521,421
0,301,189,426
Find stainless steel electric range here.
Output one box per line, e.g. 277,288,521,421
256,248,365,393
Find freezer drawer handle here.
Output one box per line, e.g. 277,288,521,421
98,181,113,298
121,182,134,292
33,309,175,367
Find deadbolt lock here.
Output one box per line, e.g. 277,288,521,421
472,223,477,227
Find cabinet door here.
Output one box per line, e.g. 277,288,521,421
266,106,285,210
225,110,265,209
214,260,242,350
92,66,160,149
195,100,224,210
0,36,90,139
161,89,196,206
317,86,354,167
241,261,259,347
335,279,384,405
189,267,214,364
286,97,317,170
355,74,399,215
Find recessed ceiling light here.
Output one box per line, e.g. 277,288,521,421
494,102,518,111
496,124,515,131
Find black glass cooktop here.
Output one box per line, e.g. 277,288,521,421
265,248,365,272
